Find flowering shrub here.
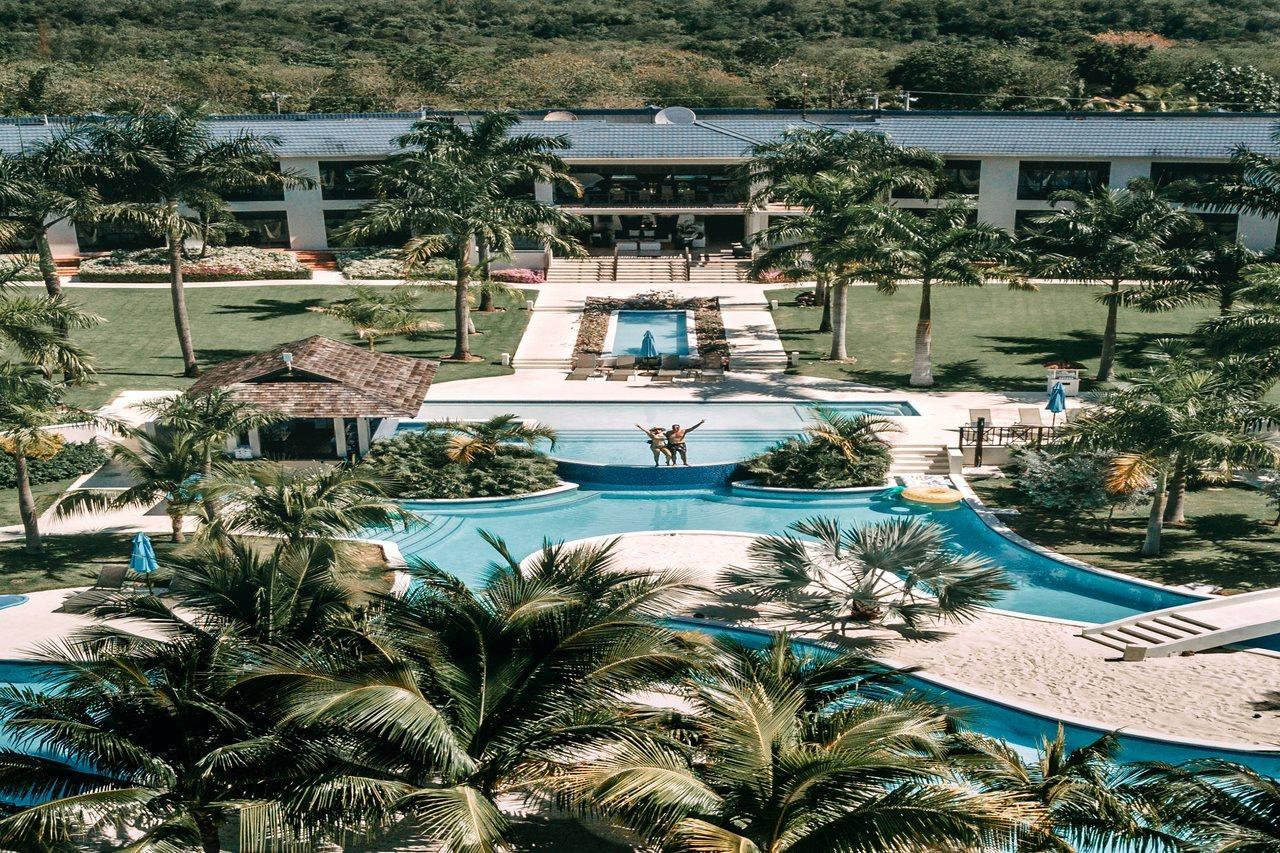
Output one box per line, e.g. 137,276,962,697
336,249,452,281
79,247,310,282
754,268,796,284
0,439,108,488
489,267,544,284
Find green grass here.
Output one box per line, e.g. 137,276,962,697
40,285,535,409
766,284,1216,391
0,478,78,527
970,478,1280,594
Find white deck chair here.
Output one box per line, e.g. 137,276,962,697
1018,407,1044,427
968,408,993,426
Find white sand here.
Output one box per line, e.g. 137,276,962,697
604,532,1280,748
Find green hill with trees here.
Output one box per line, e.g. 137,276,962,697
1,0,1279,112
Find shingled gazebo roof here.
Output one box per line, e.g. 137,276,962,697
186,336,438,418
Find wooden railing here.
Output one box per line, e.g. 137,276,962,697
958,419,1059,466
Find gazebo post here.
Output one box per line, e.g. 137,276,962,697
332,417,346,459
355,417,371,456
247,428,262,457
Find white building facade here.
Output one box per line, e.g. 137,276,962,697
3,108,1277,260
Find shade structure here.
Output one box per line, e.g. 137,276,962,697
639,329,658,360
129,532,157,575
1046,381,1067,425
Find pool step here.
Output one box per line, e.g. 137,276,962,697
888,443,951,475
1079,587,1280,660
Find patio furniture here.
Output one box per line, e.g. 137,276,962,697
1064,407,1083,423
699,367,725,381
660,354,681,370
1017,408,1043,427
968,408,993,427
58,564,129,614
731,242,751,259
615,355,636,369
607,369,634,382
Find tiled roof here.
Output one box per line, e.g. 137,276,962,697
186,335,437,418
2,110,1278,160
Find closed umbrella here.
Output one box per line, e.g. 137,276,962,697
1046,381,1067,427
129,531,158,594
639,329,658,360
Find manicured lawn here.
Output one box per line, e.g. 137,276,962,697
971,478,1280,594
0,533,390,595
41,285,535,409
766,284,1215,391
0,479,77,528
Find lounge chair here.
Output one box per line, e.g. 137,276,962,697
660,354,681,371
607,369,634,382
699,367,725,381
566,368,593,381
615,355,636,369
1064,407,1083,423
1017,408,1043,427
58,563,128,614
566,354,599,381
968,408,993,427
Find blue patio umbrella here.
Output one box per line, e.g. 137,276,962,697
1046,381,1067,426
639,329,658,360
129,532,157,593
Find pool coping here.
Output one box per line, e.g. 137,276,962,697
729,479,896,496
602,308,699,359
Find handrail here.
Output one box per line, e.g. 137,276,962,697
611,246,619,281
958,421,1058,466
683,246,692,281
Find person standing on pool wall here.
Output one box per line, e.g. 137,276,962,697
666,420,705,466
635,424,674,466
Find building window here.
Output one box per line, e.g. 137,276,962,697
223,163,286,202
323,209,408,248
1017,161,1110,200
892,159,981,199
74,221,162,252
1150,162,1240,203
319,161,376,200
227,211,291,248
557,166,746,207
1193,212,1238,241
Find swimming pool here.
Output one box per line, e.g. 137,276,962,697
604,309,697,358
402,400,920,466
0,595,26,611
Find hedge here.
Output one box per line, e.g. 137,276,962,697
0,440,109,489
78,247,311,282
361,430,560,499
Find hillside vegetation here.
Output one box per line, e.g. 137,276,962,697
1,0,1279,113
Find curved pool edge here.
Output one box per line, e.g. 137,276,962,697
662,617,1280,761
397,481,580,509
729,479,896,497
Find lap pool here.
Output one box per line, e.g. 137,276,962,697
605,309,696,358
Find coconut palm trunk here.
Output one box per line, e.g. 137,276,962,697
34,230,62,298
1097,278,1121,383
815,271,832,333
166,206,200,378
477,237,494,312
1142,468,1168,556
910,275,934,387
1163,456,1188,524
828,278,849,361
13,451,41,554
452,241,473,360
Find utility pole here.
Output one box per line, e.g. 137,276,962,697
900,91,917,111
800,73,809,119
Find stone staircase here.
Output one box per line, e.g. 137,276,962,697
887,443,952,476
293,250,339,272
614,255,687,284
54,257,81,278
688,250,750,284
545,257,611,283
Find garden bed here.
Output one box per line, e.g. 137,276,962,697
79,247,311,282
573,290,728,363
336,249,544,284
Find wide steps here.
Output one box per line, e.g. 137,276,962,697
888,443,951,475
1077,587,1280,660
293,250,339,271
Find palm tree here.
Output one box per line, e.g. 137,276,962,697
863,202,1026,386
722,516,1013,635
340,111,586,362
85,104,304,377
424,413,557,464
203,462,412,551
555,634,1026,852
1129,237,1267,316
1020,181,1201,382
746,408,899,490
954,728,1173,853
233,536,698,851
0,635,292,853
1132,760,1280,852
0,127,105,300
1057,351,1280,553
0,264,101,379
747,127,942,354
143,388,281,488
57,428,206,542
308,283,442,350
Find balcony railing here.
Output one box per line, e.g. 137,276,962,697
958,421,1059,466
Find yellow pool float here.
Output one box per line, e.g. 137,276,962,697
900,485,964,505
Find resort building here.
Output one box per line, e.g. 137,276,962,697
4,107,1280,262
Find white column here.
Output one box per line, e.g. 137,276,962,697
223,435,237,454
282,157,327,250
534,180,554,203
1108,159,1151,189
1238,213,1279,251
355,417,371,455
975,157,1019,233
46,218,80,256
247,428,262,457
332,417,346,458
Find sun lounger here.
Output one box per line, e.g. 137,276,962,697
660,354,681,370
1017,408,1043,427
615,355,636,369
699,367,725,381
58,563,128,614
566,368,593,380
607,369,634,382
968,408,993,426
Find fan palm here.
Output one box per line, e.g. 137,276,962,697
84,104,306,377
1019,180,1201,382
424,413,558,464
953,728,1174,853
863,202,1028,386
232,535,699,851
748,127,942,356
309,283,442,350
57,427,207,542
722,516,1013,635
1056,350,1280,553
555,634,1027,853
0,635,291,853
201,461,412,551
1132,760,1280,852
339,111,586,362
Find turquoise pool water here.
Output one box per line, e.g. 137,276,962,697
386,486,1199,624
0,595,26,611
608,309,692,357
402,400,920,466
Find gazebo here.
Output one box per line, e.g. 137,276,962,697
186,336,438,459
